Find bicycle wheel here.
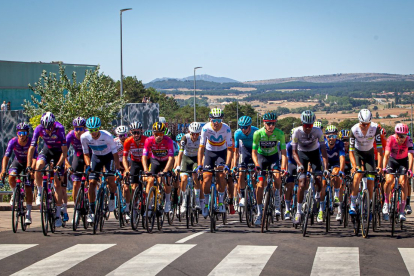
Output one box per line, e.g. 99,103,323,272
261,190,270,233
157,189,165,231
100,190,109,232
361,190,370,238
131,187,142,231
93,188,103,235
20,196,27,232
302,191,312,237
186,190,191,229
73,188,83,231
391,190,397,237
399,189,404,231
12,190,19,233
83,197,89,230
246,187,253,228
49,192,56,234
117,185,124,228
210,187,216,233
343,188,349,228
41,189,49,236
372,189,378,232
325,192,330,233
191,189,196,227
146,186,156,233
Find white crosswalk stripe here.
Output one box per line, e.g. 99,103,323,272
11,244,115,276
107,244,196,276
208,245,277,276
311,247,359,276
399,248,414,275
0,244,37,261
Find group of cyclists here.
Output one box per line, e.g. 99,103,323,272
1,106,413,235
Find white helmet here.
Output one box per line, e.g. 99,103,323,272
115,125,129,135
189,122,202,133
358,109,372,123
129,121,142,130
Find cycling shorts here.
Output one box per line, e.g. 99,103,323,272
130,160,144,184
37,145,64,175
90,152,114,180
257,153,280,176
239,146,253,168
287,163,297,183
181,155,198,174
298,149,322,178
71,154,85,182
61,171,68,188
386,156,408,175
203,149,227,171
354,148,376,179
8,160,33,187
150,158,168,174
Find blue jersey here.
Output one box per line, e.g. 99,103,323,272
325,139,345,166
234,126,259,150
286,141,296,165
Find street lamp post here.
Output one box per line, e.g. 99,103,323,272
193,67,202,122
120,8,132,124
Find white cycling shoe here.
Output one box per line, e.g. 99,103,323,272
87,213,94,223
25,215,32,225
254,215,262,225
275,208,281,216
180,204,187,215
336,213,342,221
35,195,41,206
400,213,406,221
202,206,209,218
239,198,245,207
125,212,131,221
108,200,115,212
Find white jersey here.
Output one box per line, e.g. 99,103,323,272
291,127,325,152
349,122,382,152
200,122,233,152
114,137,128,162
81,130,117,156
180,133,200,157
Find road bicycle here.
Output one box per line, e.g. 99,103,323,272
92,171,116,235
145,172,170,233
178,170,199,229
388,171,407,236
71,171,89,231
302,171,322,237
130,172,145,231
237,163,257,228
372,174,383,232
261,169,280,233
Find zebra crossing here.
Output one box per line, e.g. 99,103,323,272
0,243,413,275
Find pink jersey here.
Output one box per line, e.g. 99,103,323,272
143,136,174,161
385,134,414,159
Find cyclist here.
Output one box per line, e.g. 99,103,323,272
27,112,68,228
292,110,329,225
197,108,233,218
252,112,287,225
339,129,351,175
314,121,323,131
81,117,121,223
382,123,413,221
284,128,297,220
0,123,37,224
319,125,346,223
142,122,175,213
144,130,152,137
176,122,202,214
165,128,180,214
123,121,147,221
349,109,383,215
64,117,87,223
234,116,258,214
114,125,129,218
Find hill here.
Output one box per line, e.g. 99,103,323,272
150,74,238,84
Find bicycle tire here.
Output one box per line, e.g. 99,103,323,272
157,188,166,231
372,189,378,232
343,188,349,228
131,187,142,231
261,190,270,233
73,188,83,231
21,199,27,232
302,191,312,237
325,191,330,233
146,186,156,233
246,187,253,228
191,189,196,227
49,192,56,234
117,185,124,228
93,188,103,235
168,188,177,225
210,187,216,233
361,190,370,238
186,190,191,229
391,190,396,237
12,190,19,233
41,189,49,236
399,189,404,231
83,197,89,230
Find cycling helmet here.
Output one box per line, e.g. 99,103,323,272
189,122,202,133
238,116,252,126
144,130,152,137
16,122,30,131
40,112,55,129
72,117,86,127
301,110,316,124
209,108,223,118
164,128,172,136
176,133,185,141
152,122,166,132
325,125,338,134
358,109,372,123
129,121,143,130
86,116,101,129
314,121,323,129
115,125,129,135
395,123,409,135
339,129,350,140
263,112,277,122
380,128,387,136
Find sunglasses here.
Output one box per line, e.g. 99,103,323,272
240,126,250,130
154,132,164,137
75,127,84,131
17,131,28,136
118,134,128,139
342,139,349,142
191,133,200,136
132,131,141,135
211,119,222,123
397,134,407,139
264,122,276,126
327,134,337,139
303,124,313,128
89,128,100,133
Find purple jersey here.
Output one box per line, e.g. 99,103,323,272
5,137,38,163
31,122,67,149
66,130,83,156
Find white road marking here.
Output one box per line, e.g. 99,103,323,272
399,248,414,275
0,244,37,261
311,247,359,276
107,244,196,276
175,220,237,243
208,245,277,276
12,244,115,276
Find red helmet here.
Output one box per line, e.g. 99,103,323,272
395,123,409,135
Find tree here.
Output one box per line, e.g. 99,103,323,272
376,112,380,119
373,105,378,111
23,63,125,131
337,119,359,130
276,117,302,140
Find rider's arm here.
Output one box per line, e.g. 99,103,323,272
108,136,120,170
176,150,184,169
281,149,287,170
84,154,91,167
64,134,72,169
1,156,9,176
122,155,130,173
122,140,130,173
197,127,207,166
408,152,413,175
142,155,149,172
225,129,233,167
226,147,233,167
57,145,68,168
320,146,329,169
252,130,260,167
165,156,175,172
349,130,357,170
375,126,383,170
142,138,151,172
252,149,259,167
383,149,390,170
27,126,40,165
2,138,15,174
339,156,345,172
233,148,239,168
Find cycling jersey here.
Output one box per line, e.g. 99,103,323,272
80,130,117,156
66,130,83,157
31,122,66,149
200,123,233,151
286,141,296,165
325,139,345,166
385,134,414,159
114,137,125,162
291,127,325,152
123,136,147,162
374,135,387,161
234,126,259,150
143,136,174,162
5,137,37,163
349,122,382,152
173,141,179,157
179,134,200,157
252,127,286,156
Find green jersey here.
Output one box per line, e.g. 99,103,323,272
252,127,286,156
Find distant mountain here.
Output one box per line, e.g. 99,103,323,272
149,74,238,84
245,73,414,85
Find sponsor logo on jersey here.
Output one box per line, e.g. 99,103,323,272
152,149,168,157
51,134,58,140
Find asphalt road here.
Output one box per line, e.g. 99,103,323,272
0,209,414,276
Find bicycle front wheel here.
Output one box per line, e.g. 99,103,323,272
261,190,270,233
325,192,330,233
372,189,379,232
246,187,253,228
93,188,103,235
186,190,191,229
12,190,20,233
117,185,124,228
210,188,216,233
391,190,397,237
131,187,142,231
302,192,312,237
41,189,49,236
146,186,156,233
73,188,83,232
361,190,370,238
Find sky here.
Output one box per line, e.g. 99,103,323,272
1,0,414,83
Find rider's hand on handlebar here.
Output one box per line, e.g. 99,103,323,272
26,166,32,173
323,170,330,177
196,165,203,172
408,170,413,178
85,166,91,174
224,165,230,172
54,165,61,173
175,166,181,172
297,165,304,172
255,166,261,172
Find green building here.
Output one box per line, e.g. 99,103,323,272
0,60,96,110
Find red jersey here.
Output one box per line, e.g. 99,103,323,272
143,136,174,161
123,136,147,162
